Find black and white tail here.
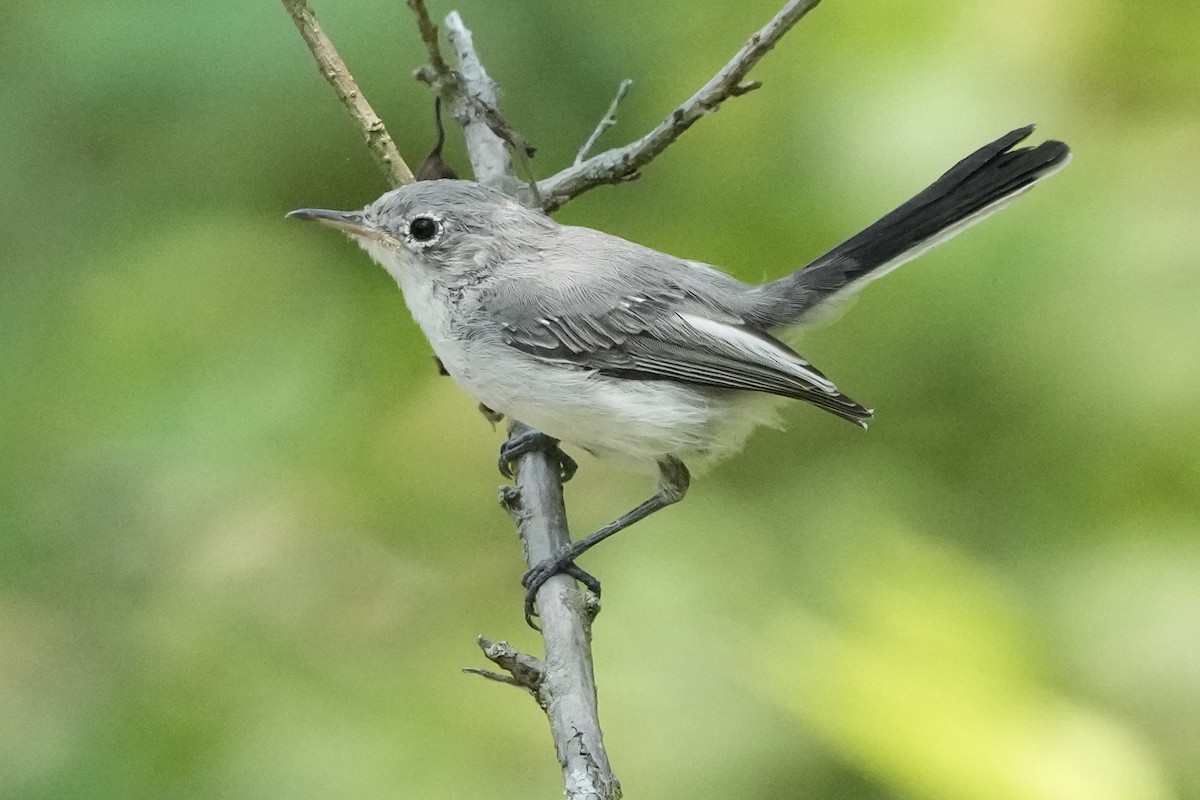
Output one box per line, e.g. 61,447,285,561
753,125,1071,325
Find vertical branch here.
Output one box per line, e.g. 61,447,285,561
433,16,619,797
442,12,514,189
499,422,617,799
405,4,618,796
410,4,521,194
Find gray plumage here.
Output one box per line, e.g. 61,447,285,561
289,126,1070,621
292,125,1067,461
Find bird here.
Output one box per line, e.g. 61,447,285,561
288,124,1071,625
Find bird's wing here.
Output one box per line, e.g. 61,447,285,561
495,288,872,427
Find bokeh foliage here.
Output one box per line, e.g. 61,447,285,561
2,1,1198,798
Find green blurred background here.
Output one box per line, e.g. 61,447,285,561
3,0,1198,797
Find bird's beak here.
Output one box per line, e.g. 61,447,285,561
286,208,391,242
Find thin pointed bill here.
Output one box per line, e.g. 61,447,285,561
286,207,392,243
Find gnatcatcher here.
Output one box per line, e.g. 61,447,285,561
289,125,1070,624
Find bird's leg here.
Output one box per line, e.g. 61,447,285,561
522,456,691,627
498,429,578,482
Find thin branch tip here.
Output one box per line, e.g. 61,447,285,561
575,79,635,166
463,667,528,689
407,0,452,76
538,0,820,210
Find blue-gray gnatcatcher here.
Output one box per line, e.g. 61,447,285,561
289,125,1070,623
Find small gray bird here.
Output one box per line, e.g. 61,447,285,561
289,125,1070,624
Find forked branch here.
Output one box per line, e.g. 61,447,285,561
575,79,634,165
537,0,821,211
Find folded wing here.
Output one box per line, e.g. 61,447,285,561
499,293,872,427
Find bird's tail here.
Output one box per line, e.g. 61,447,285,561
749,125,1071,326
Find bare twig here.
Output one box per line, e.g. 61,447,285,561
419,12,512,188
413,12,539,201
464,636,546,694
443,13,541,203
419,9,617,795
498,427,615,799
463,667,527,687
406,0,451,75
280,0,415,187
538,0,820,211
575,79,634,166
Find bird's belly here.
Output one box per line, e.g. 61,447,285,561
389,261,780,464
449,345,784,468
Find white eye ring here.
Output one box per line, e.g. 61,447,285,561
405,214,444,246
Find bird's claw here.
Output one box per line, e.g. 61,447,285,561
521,553,601,629
498,431,577,482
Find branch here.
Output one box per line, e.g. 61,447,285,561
406,0,451,76
413,11,520,193
280,0,415,187
414,11,618,798
575,79,634,166
464,636,545,693
537,0,820,212
497,428,616,799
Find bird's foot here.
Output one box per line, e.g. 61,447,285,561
521,552,600,629
498,430,577,482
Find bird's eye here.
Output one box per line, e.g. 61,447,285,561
408,216,441,243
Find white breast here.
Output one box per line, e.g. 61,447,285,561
444,337,785,470
361,238,781,468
